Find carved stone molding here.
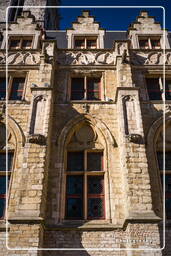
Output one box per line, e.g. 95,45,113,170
27,134,46,145
166,105,171,113
57,51,115,65
131,51,171,65
0,51,41,65
126,134,143,144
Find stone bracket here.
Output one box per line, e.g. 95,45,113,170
27,134,46,145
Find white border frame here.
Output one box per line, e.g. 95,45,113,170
5,5,166,252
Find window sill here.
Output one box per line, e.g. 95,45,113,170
45,220,122,231
7,100,30,104
142,100,171,104
70,100,114,104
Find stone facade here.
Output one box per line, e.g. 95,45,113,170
0,5,170,256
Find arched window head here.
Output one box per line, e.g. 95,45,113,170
156,120,171,219
65,122,105,220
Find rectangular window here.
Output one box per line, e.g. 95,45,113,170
74,37,97,49
146,77,171,101
65,150,105,220
9,37,33,49
71,76,101,101
157,151,171,219
139,37,161,49
0,76,25,101
9,77,25,100
0,152,13,219
0,78,6,100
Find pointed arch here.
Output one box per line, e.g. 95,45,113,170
146,112,171,217
56,114,117,222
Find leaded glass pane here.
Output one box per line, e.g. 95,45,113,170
166,197,171,219
88,198,104,218
88,176,104,194
0,176,6,194
66,175,83,195
87,152,103,171
0,78,6,100
157,152,171,170
66,198,83,218
71,78,84,100
0,152,13,172
165,80,171,100
146,78,162,100
0,198,5,218
67,151,84,171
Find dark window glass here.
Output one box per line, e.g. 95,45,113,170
67,175,83,195
146,78,162,100
0,152,13,172
88,176,104,194
87,39,97,49
67,151,84,171
139,39,148,48
88,198,104,218
66,175,83,219
157,152,171,170
71,78,84,100
9,78,25,100
161,174,171,219
0,78,6,100
0,176,6,194
87,152,103,171
151,39,160,49
9,39,20,49
165,80,171,100
22,40,32,49
75,39,85,48
87,78,100,100
87,176,104,219
0,198,5,218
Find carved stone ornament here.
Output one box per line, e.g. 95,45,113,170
57,51,115,65
27,134,46,145
126,134,143,144
166,105,171,113
0,51,40,65
131,51,171,65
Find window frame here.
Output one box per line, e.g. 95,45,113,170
74,36,98,49
0,74,27,101
70,75,102,101
8,36,33,50
138,36,161,49
0,150,14,219
65,149,105,220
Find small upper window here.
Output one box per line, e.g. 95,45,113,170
74,37,97,49
139,37,161,49
9,37,33,49
71,76,101,101
0,76,25,101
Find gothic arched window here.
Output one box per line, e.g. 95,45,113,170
156,121,171,219
65,123,105,220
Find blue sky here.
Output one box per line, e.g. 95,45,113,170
59,0,171,31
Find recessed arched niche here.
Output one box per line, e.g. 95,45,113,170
66,122,104,151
